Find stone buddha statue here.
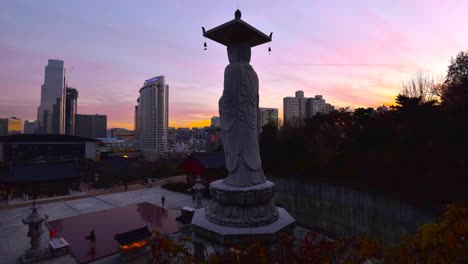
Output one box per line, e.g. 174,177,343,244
219,43,266,187
192,10,295,248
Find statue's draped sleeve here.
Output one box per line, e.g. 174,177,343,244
220,63,262,174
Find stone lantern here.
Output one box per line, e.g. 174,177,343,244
21,200,49,260
193,176,205,208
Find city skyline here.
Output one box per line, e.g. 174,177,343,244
1,1,468,129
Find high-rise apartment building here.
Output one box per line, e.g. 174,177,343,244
283,91,335,125
37,59,66,134
0,117,22,136
65,87,78,135
258,108,278,134
308,95,334,116
75,114,107,138
283,91,308,125
135,76,169,160
23,120,37,134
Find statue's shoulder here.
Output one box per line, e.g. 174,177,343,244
225,62,251,74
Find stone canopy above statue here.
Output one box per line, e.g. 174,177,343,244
203,9,272,47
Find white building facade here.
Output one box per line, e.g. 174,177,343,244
135,76,169,161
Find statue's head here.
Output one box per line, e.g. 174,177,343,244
227,43,251,63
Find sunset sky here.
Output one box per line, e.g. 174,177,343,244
1,0,467,129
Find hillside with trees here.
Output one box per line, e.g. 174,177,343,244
260,51,468,210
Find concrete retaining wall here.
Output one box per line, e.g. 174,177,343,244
271,177,436,244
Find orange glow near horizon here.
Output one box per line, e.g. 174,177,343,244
108,121,134,130
109,119,212,130
169,119,211,128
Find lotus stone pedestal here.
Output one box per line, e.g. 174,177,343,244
191,180,295,251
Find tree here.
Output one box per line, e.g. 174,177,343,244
402,70,440,103
353,107,374,129
384,203,468,263
443,51,468,109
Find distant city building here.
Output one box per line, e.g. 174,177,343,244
211,117,221,128
283,91,335,125
376,105,389,113
65,87,78,135
0,117,22,136
309,95,335,116
174,142,190,153
258,108,278,134
135,76,169,161
23,120,37,134
37,59,66,134
75,114,107,138
110,128,135,142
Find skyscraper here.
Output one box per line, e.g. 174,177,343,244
65,87,78,135
258,108,278,134
37,59,66,134
135,76,169,161
75,114,107,138
23,120,37,134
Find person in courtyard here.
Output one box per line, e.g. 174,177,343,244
123,181,128,191
85,230,96,248
161,196,165,208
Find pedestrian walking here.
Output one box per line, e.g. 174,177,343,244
161,196,166,208
85,230,96,248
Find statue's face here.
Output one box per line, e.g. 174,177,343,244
227,44,251,63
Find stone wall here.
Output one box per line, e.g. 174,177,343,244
271,177,436,245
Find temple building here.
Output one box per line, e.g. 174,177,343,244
0,134,100,200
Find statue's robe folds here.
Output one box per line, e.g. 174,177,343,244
219,61,266,187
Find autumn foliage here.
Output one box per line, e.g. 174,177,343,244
145,204,467,264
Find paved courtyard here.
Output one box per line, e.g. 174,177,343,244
0,186,202,264
0,185,310,264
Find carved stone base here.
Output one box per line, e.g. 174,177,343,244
192,207,295,246
206,180,278,227
20,248,52,264
25,248,45,259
